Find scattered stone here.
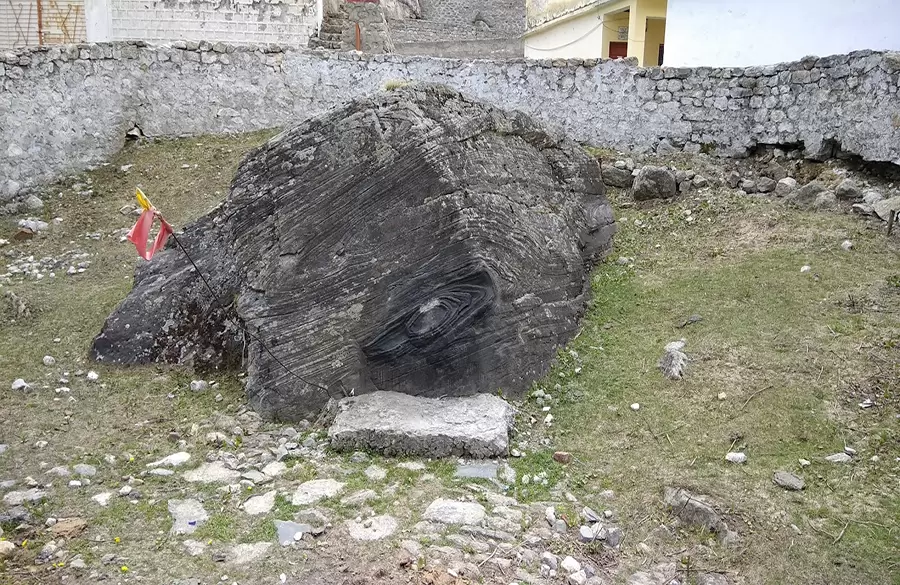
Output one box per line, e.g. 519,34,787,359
275,520,314,546
397,461,427,471
86,371,99,382
841,240,853,251
42,355,56,366
756,177,777,193
602,166,634,189
341,489,378,506
873,196,900,221
423,498,486,525
561,556,581,573
0,541,14,559
291,479,345,506
226,542,272,565
663,487,738,545
11,379,29,391
800,265,812,273
73,463,97,477
168,499,209,535
606,524,624,547
189,380,208,392
3,488,46,506
242,490,277,515
775,177,798,197
329,391,514,459
799,458,811,467
569,570,588,585
773,471,805,491
863,190,883,205
69,480,83,487
183,462,241,483
582,507,601,523
552,451,573,464
241,470,269,484
69,558,86,569
814,191,837,209
147,452,191,468
206,431,229,447
633,166,677,200
697,573,730,585
630,403,640,411
261,461,287,477
659,339,687,380
47,465,70,476
725,452,747,464
346,515,398,540
553,518,568,533
790,181,827,207
844,446,857,456
692,175,709,188
825,452,852,464
740,179,757,194
182,539,207,556
725,171,741,189
149,469,174,477
49,517,88,538
24,195,44,211
454,462,498,479
118,485,133,497
364,465,387,481
91,492,113,506
835,179,862,201
579,524,606,542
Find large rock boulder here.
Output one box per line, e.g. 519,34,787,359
633,166,677,200
91,84,616,422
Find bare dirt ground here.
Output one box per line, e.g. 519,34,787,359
1,133,898,585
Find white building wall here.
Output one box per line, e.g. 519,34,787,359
665,0,900,67
109,0,319,45
524,10,604,59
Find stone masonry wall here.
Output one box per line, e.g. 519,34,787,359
1,43,899,202
418,0,524,37
109,0,319,45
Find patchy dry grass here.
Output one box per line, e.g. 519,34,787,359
1,133,898,585
515,187,900,584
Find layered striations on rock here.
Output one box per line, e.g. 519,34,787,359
92,83,616,421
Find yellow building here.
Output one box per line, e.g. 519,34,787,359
523,0,667,65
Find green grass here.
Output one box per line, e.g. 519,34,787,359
518,185,900,584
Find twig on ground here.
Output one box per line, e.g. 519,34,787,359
740,385,773,410
806,519,837,541
833,521,850,544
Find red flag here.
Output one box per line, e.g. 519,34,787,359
127,209,173,261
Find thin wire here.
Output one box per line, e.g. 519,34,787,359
524,14,660,52
167,230,331,393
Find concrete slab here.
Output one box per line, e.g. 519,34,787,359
328,391,514,458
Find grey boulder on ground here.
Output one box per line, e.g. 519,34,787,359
788,181,827,208
90,83,616,422
773,470,805,491
873,196,900,221
168,499,208,535
602,166,634,188
663,487,738,545
633,166,677,200
328,391,514,458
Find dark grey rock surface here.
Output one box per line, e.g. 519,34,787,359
91,83,616,421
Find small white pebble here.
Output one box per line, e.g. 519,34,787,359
799,459,811,467
630,403,640,411
725,452,747,464
840,240,853,251
800,265,811,273
86,371,99,382
42,356,56,366
844,446,857,456
717,392,727,400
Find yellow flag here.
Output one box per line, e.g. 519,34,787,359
135,187,153,211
